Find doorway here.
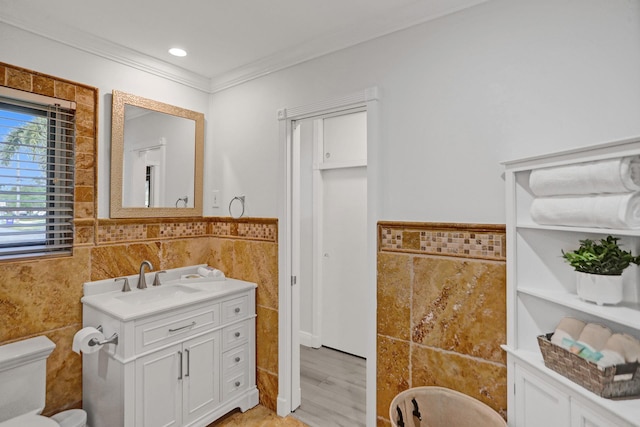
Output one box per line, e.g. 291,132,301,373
294,111,368,358
292,110,367,426
277,88,379,427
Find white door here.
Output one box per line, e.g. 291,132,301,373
320,165,367,357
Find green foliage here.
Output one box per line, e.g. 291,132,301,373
1,116,47,167
562,236,640,276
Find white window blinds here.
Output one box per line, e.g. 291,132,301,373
0,93,75,259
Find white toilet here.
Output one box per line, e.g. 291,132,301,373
0,336,87,427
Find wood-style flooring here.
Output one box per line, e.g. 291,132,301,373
292,345,366,427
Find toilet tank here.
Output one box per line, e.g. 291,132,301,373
0,336,55,422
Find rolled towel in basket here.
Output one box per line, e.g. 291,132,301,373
529,156,640,196
577,323,612,351
551,317,586,347
606,333,640,363
530,193,640,229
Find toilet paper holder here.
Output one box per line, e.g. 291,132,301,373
89,325,119,347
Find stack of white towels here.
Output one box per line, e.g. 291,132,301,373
529,156,640,228
551,317,640,368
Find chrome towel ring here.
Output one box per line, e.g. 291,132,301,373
229,195,245,218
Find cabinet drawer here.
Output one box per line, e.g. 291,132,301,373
222,296,249,324
223,371,247,400
135,304,220,354
222,344,248,374
222,320,250,350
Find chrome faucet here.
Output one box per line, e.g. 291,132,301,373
138,260,153,289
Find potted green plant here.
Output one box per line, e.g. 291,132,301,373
562,236,640,305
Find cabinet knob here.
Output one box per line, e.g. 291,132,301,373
234,332,241,338
235,356,241,362
234,307,241,313
235,381,241,387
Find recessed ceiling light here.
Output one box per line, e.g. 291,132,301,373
169,48,187,57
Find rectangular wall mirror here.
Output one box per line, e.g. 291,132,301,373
110,90,204,218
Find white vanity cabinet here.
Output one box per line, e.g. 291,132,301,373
503,138,640,427
135,330,220,427
81,274,259,427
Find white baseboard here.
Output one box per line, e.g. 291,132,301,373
299,331,321,348
277,395,290,417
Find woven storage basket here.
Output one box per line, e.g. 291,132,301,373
537,333,640,398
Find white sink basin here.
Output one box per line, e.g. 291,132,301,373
115,285,201,306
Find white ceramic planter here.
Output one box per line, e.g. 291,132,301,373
575,271,624,306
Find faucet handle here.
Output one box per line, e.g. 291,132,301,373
153,270,167,286
116,277,131,292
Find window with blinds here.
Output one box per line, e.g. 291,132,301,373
0,93,75,259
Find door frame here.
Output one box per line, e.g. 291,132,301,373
276,87,380,426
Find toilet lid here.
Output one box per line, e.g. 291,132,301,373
0,414,58,427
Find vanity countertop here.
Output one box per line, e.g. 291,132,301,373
82,264,256,321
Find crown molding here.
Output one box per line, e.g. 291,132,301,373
2,0,486,95
0,16,211,93
209,0,488,93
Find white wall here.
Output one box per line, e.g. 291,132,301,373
210,0,640,223
0,23,210,218
3,0,640,223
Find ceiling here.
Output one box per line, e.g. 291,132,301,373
0,0,486,92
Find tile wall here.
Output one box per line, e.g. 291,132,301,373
377,221,507,425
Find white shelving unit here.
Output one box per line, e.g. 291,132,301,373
503,137,640,427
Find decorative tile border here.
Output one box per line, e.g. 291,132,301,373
378,221,506,261
96,217,278,244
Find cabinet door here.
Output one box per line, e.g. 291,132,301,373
182,331,220,424
515,365,570,427
571,400,622,427
135,344,182,427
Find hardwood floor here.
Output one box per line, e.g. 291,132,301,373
292,346,366,427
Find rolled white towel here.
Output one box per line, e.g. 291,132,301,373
596,349,626,368
529,156,640,196
551,329,574,348
555,317,586,340
578,323,612,351
530,193,640,229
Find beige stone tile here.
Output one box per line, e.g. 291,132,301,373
54,81,75,101
42,325,82,416
90,243,161,280
376,335,410,421
32,75,55,97
160,237,214,270
208,237,237,277
75,225,94,245
402,230,421,251
0,248,90,341
75,103,95,138
74,185,94,203
256,306,278,375
74,168,94,187
412,256,506,363
411,343,507,419
6,67,31,91
377,252,412,341
257,368,279,413
232,240,278,310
